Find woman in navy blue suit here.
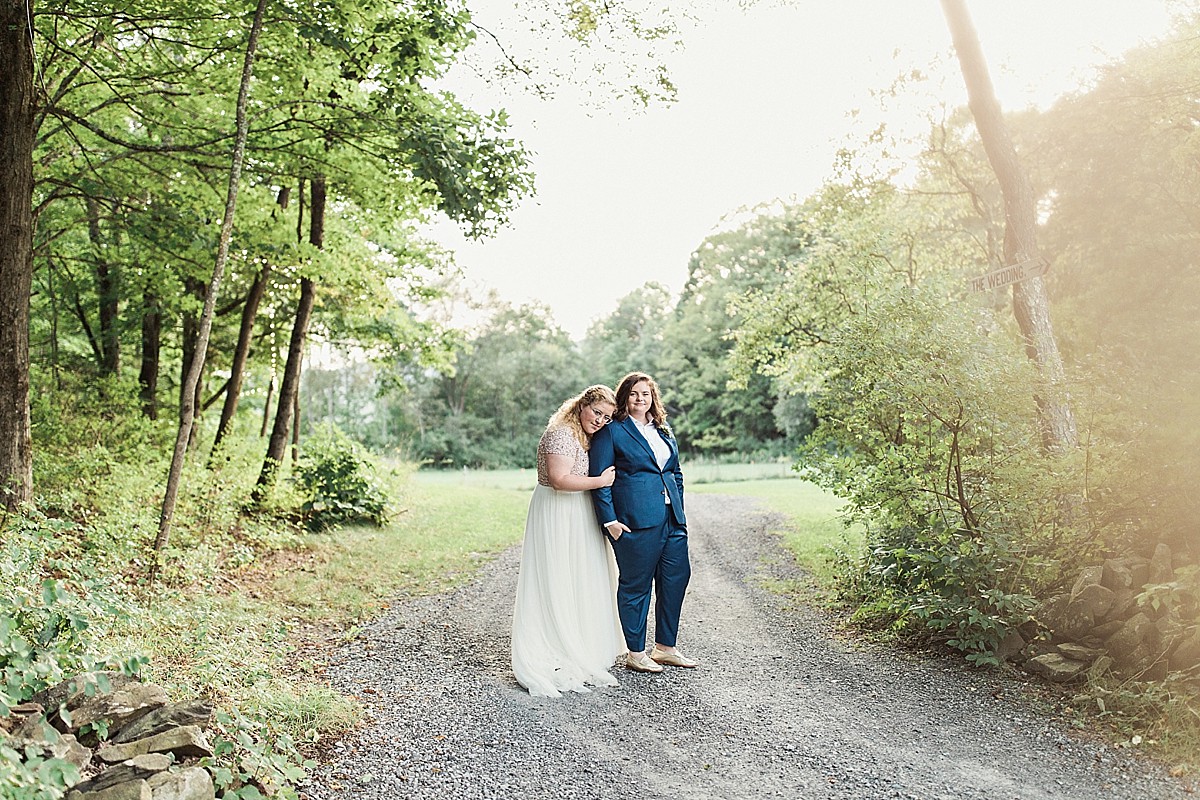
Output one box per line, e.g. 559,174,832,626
589,372,697,673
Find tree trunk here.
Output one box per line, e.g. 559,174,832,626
153,0,268,563
87,196,119,375
260,373,274,436
180,275,206,417
0,0,36,508
941,0,1077,452
139,289,161,419
210,265,271,459
291,384,301,463
253,177,323,501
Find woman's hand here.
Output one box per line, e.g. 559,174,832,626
604,520,630,541
595,465,616,488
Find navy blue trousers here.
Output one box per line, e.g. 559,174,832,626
609,516,691,652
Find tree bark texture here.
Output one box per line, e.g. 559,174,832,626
254,176,323,501
0,0,36,508
87,196,119,375
210,265,271,459
941,0,1078,451
154,0,268,560
260,373,274,436
180,275,205,416
139,290,161,419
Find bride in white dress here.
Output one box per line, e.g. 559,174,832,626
511,385,626,697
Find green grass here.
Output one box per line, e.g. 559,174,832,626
691,478,861,585
270,480,529,626
411,460,801,491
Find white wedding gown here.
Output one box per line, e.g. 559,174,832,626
511,426,625,697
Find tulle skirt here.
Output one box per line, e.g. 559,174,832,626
511,484,625,697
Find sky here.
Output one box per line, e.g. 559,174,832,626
427,1,1177,340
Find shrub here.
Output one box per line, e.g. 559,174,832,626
802,286,1083,661
293,429,389,531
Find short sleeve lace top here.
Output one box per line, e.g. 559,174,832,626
536,425,588,487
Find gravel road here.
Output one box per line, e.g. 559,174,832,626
300,493,1187,800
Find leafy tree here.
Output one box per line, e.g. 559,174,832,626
657,205,811,457
941,0,1076,450
406,295,585,468
580,282,671,386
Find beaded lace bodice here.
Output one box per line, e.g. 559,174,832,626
536,426,588,487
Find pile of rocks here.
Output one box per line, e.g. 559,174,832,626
1,671,217,800
1008,543,1199,683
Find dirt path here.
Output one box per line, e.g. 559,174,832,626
300,494,1186,800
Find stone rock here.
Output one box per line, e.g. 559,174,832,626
1148,543,1174,585
1091,619,1125,640
112,700,214,745
1072,565,1105,594
1128,557,1151,590
65,681,168,739
66,780,152,800
994,629,1027,663
37,672,134,720
1025,653,1089,682
147,766,215,800
54,733,93,772
1169,628,1200,671
1089,654,1114,677
1056,643,1103,663
1107,589,1138,621
1107,612,1152,666
72,754,172,795
1101,558,1135,592
1038,594,1094,639
8,717,93,773
96,726,213,764
1070,582,1116,623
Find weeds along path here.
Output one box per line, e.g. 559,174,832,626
300,494,1186,800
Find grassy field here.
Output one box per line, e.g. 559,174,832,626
411,460,800,492
411,465,857,583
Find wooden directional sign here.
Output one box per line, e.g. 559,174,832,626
969,257,1049,293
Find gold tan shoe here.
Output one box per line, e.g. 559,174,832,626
649,646,699,668
625,651,664,673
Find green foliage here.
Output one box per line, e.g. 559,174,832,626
204,709,312,800
0,508,140,800
796,285,1067,661
396,295,588,469
294,430,390,532
0,509,128,708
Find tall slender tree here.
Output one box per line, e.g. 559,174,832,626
0,0,35,508
253,178,321,501
941,0,1077,451
153,0,268,562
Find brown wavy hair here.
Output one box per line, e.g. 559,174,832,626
547,384,617,450
613,372,667,428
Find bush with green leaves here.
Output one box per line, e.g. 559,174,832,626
293,429,390,531
800,286,1084,662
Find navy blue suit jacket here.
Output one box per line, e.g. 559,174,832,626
589,417,686,531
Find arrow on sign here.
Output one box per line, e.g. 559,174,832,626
969,257,1049,293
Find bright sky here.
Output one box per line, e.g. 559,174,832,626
428,1,1176,339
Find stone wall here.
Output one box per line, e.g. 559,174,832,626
1007,543,1199,683
1,671,218,800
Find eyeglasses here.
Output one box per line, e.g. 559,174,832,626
589,406,612,424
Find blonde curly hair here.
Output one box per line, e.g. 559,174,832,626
546,384,617,450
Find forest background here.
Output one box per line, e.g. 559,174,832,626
1,1,1198,798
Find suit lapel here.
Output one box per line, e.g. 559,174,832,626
618,417,657,465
